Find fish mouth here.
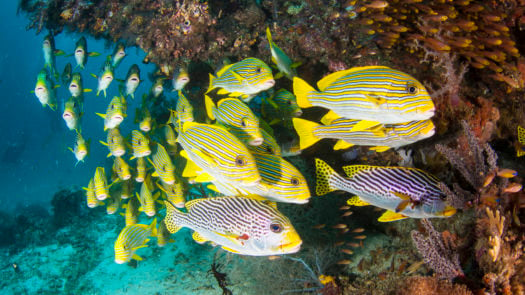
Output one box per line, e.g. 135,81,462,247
114,150,125,157
241,178,260,187
122,175,131,180
63,111,73,119
146,211,156,217
140,126,151,132
249,138,264,146
262,79,275,89
96,193,107,200
164,179,175,185
87,203,97,208
114,258,127,264
293,110,303,117
278,239,302,254
142,151,151,156
113,115,124,122
135,177,144,182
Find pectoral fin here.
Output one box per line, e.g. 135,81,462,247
192,231,209,244
378,210,408,222
350,120,381,132
346,196,370,206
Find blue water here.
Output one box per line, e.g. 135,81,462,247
0,2,157,211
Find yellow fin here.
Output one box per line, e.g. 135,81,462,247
266,27,274,46
148,218,157,237
378,210,408,222
204,95,216,120
230,70,245,83
194,172,215,183
207,184,219,192
84,88,92,93
333,140,354,150
151,171,159,177
346,196,370,206
132,254,143,261
292,118,321,150
95,112,106,119
221,246,240,253
216,63,234,77
342,165,370,178
517,149,525,157
192,231,209,244
350,120,381,132
293,77,316,108
320,110,341,125
185,198,205,210
207,73,215,92
274,72,284,79
369,146,391,153
315,158,338,196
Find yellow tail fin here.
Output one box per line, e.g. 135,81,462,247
292,118,321,150
315,158,338,196
204,95,216,120
293,77,315,108
207,73,215,93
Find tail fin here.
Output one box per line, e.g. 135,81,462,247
292,118,321,150
204,95,216,120
293,77,316,108
207,73,215,93
163,200,183,234
315,158,338,196
148,218,158,237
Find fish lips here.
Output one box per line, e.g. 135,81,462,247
249,138,264,146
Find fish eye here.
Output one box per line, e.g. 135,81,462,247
266,146,273,154
255,67,262,74
111,104,114,110
235,155,246,166
287,100,292,105
407,84,418,94
240,118,247,128
269,223,282,233
290,177,299,185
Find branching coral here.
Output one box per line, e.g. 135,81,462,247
411,219,463,280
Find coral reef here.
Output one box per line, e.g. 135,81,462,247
396,275,473,295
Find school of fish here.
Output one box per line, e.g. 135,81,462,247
31,29,456,264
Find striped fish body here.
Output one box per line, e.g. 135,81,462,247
135,106,152,133
131,130,151,158
111,43,126,68
120,179,134,199
112,157,132,181
175,91,194,123
294,118,435,151
104,128,126,157
95,58,114,97
98,96,126,130
62,96,82,131
164,125,177,146
135,157,147,182
137,182,159,217
206,96,263,146
149,143,176,185
122,196,140,226
42,35,60,79
34,69,57,110
246,127,282,156
124,64,141,98
208,58,275,97
164,197,302,256
315,159,456,221
157,179,185,208
294,66,435,124
94,167,109,200
69,72,88,98
114,218,156,264
73,36,88,69
85,178,103,208
106,188,120,215
70,132,89,165
243,153,310,204
177,122,261,187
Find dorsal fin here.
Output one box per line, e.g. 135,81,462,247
216,63,234,77
317,66,391,91
185,198,204,210
342,165,371,178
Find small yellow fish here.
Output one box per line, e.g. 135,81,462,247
135,157,148,183
148,143,176,185
62,96,83,132
112,157,132,181
130,130,151,159
135,103,153,132
83,178,104,208
157,179,185,208
96,96,127,131
175,91,194,123
106,190,121,215
172,67,190,91
114,219,157,264
136,181,161,217
93,167,110,200
100,127,126,157
68,132,90,166
121,197,140,226
33,69,58,111
497,168,517,178
503,183,522,193
92,57,114,97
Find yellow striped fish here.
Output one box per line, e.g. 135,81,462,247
207,58,275,99
315,159,456,222
293,118,435,152
68,72,92,98
33,69,57,111
136,181,160,217
135,104,153,132
172,67,190,91
157,219,175,247
92,57,114,97
131,130,151,159
114,218,157,264
62,96,83,132
150,77,165,98
148,143,176,185
121,64,141,99
246,127,282,156
164,124,177,146
177,121,260,187
175,90,194,123
266,27,300,80
205,96,263,146
100,127,126,157
294,66,435,130
135,157,148,182
112,157,132,181
83,178,104,208
120,179,134,199
68,131,90,166
96,96,127,131
106,189,120,215
121,197,140,226
157,179,185,208
111,42,126,68
164,197,302,256
93,167,109,200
